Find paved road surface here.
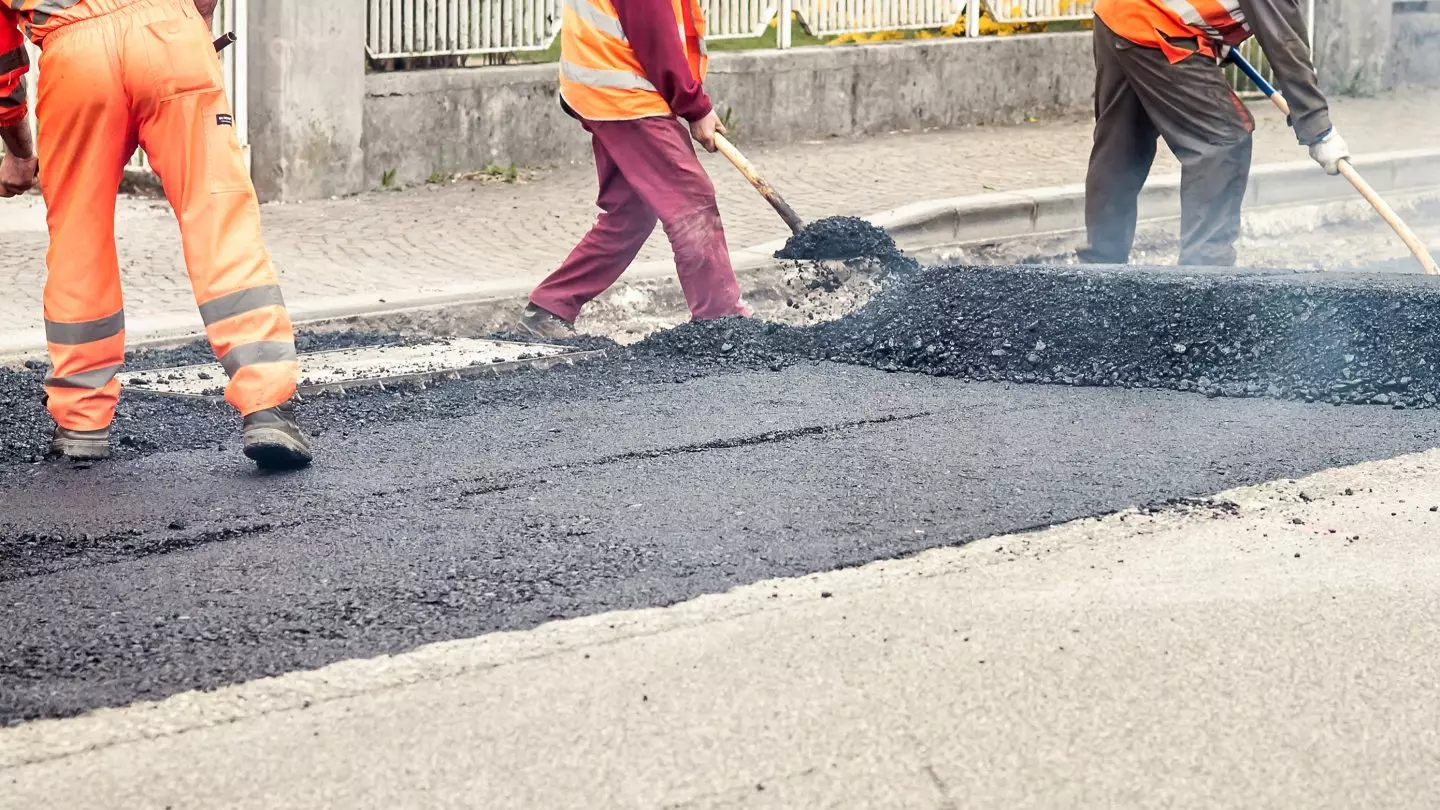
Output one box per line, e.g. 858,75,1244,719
5,444,1439,808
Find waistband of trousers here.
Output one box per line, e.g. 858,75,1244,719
41,0,199,48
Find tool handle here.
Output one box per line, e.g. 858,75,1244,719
713,133,806,235
1337,161,1440,275
214,31,237,53
1229,49,1438,276
1227,49,1279,100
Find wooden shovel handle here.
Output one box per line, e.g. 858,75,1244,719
713,133,806,235
1336,160,1439,276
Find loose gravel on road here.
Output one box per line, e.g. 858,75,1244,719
7,262,1440,469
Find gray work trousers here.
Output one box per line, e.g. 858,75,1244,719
1080,17,1255,267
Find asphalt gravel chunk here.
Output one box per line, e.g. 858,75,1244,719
4,366,1440,725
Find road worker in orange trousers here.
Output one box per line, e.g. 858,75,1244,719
517,0,749,337
0,0,312,469
1081,0,1348,267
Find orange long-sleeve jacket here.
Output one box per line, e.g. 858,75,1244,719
0,6,27,126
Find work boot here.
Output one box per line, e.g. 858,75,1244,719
50,427,112,461
242,400,314,471
516,303,575,341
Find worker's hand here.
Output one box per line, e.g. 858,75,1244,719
1309,129,1351,176
689,110,726,154
0,152,39,198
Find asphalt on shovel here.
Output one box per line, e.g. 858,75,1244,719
710,133,907,266
1228,49,1439,276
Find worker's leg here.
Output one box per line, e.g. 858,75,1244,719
1079,17,1160,265
529,127,658,322
589,117,747,321
1117,36,1254,267
127,7,298,415
35,28,136,432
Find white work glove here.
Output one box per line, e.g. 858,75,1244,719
1309,128,1350,176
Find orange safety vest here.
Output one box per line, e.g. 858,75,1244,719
1094,0,1251,63
558,0,709,121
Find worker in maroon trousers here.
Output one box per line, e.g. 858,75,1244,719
517,0,748,338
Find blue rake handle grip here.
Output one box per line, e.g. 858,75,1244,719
1226,49,1278,99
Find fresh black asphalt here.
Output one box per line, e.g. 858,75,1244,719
4,361,1439,726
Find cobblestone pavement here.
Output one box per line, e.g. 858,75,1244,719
2,89,1437,347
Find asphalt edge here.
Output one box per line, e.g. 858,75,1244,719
2,149,1438,362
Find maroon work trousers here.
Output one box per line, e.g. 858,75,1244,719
529,115,748,322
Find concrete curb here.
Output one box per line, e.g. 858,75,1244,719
3,148,1438,362
869,148,1440,252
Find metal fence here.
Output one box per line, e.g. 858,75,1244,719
794,1,968,36
704,1,784,40
987,0,1091,23
365,0,1103,59
367,0,561,59
22,0,248,172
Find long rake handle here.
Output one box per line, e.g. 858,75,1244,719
1229,51,1438,276
713,133,806,236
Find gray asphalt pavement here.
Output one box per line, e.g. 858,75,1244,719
5,361,1440,727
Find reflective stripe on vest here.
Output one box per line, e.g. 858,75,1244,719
1159,0,1249,43
1094,0,1252,61
558,0,708,122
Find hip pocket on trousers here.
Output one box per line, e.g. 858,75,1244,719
143,18,222,101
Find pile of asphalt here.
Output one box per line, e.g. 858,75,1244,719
813,265,1440,407
774,215,919,271
636,263,1440,409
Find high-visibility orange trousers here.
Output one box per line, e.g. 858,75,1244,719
36,0,298,432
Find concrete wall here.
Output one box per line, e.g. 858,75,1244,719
1312,0,1396,95
1390,8,1440,88
363,33,1095,190
248,0,367,201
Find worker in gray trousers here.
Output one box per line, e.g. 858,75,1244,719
1080,0,1349,267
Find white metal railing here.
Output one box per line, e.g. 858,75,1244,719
22,0,248,173
703,0,782,40
362,0,1092,58
794,1,967,36
986,0,1092,23
368,0,563,58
